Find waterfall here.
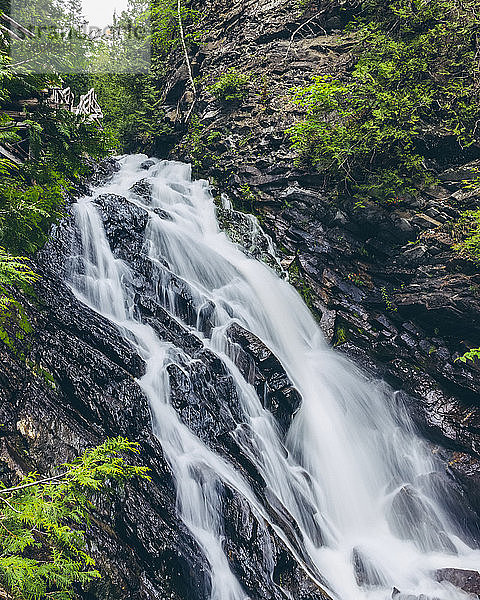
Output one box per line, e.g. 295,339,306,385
66,154,479,600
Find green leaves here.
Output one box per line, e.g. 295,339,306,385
289,0,480,201
457,348,480,363
0,48,113,336
0,247,38,317
453,209,480,264
0,248,38,290
0,437,149,600
208,69,250,104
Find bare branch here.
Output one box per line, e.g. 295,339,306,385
0,23,22,42
285,11,326,61
177,0,197,122
0,497,20,514
0,13,34,38
0,472,67,495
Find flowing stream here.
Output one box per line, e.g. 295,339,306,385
66,155,479,600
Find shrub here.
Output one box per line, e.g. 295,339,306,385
208,69,250,103
289,0,480,201
453,210,480,264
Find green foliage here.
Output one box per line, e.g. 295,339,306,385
381,286,397,312
0,248,38,291
289,0,480,201
346,271,367,287
287,259,314,309
91,74,170,154
0,247,38,316
334,324,348,346
457,347,480,363
0,1,113,324
90,0,201,153
179,116,222,174
0,437,149,600
0,110,111,319
208,69,250,104
453,210,480,264
86,0,166,153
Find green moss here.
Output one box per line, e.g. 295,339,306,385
287,260,315,310
0,298,33,354
334,325,348,346
381,286,397,312
26,359,57,390
180,117,222,175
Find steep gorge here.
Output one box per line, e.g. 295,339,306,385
1,1,480,599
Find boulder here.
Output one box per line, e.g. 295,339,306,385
435,568,480,596
226,322,302,435
388,485,457,554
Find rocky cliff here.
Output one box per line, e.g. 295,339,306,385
164,0,480,513
1,1,480,599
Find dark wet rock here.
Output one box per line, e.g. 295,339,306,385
94,193,149,255
0,276,210,600
155,268,201,327
152,207,172,220
352,547,387,587
129,178,153,203
388,485,457,554
13,178,351,599
435,568,480,596
415,471,480,546
138,295,204,356
221,485,331,600
226,322,302,435
167,359,242,448
86,157,121,187
1,193,340,599
4,0,480,591
166,0,480,519
448,453,480,518
140,159,156,170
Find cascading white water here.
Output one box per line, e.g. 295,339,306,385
67,154,479,600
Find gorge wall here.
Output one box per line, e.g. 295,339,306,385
164,0,480,510
1,1,480,599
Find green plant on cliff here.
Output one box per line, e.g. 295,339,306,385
458,347,480,363
0,111,111,318
0,11,113,319
289,0,480,201
0,437,149,600
208,69,250,103
453,210,480,264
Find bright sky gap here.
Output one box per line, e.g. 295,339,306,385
80,0,129,27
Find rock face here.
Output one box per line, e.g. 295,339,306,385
0,173,330,600
435,568,480,596
225,322,301,435
163,0,480,506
